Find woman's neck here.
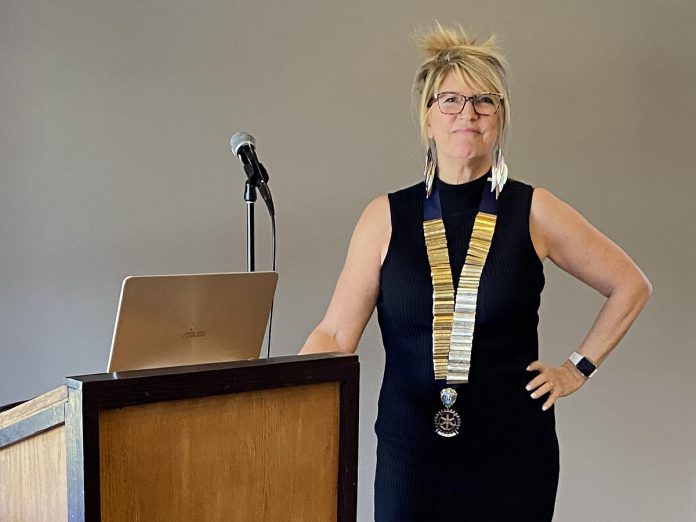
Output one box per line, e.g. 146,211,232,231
437,157,491,185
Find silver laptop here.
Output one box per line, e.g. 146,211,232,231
107,271,278,372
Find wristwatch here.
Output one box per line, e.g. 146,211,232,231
568,352,598,379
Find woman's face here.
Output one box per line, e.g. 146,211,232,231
426,71,500,168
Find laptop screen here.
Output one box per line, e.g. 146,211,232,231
107,271,277,372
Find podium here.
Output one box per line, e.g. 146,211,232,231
0,354,359,521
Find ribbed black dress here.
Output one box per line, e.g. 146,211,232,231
374,174,559,521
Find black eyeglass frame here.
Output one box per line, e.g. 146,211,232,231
429,92,505,116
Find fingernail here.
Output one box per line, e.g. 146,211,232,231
542,405,548,411
530,393,536,399
526,366,531,371
525,385,531,391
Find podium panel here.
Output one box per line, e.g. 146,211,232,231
0,425,67,521
99,383,339,521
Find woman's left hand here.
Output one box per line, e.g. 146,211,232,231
525,360,587,411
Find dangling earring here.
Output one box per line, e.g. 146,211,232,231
490,147,508,199
424,138,437,198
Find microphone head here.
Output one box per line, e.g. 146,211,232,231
229,132,256,157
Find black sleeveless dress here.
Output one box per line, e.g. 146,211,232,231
374,175,559,521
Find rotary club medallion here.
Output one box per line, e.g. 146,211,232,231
434,387,461,437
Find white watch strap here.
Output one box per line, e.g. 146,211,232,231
569,352,583,365
569,351,598,378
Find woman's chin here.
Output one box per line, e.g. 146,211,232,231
440,150,490,165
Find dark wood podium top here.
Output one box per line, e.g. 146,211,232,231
67,352,358,408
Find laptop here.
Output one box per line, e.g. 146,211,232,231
106,271,277,372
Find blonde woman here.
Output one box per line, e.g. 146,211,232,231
300,25,651,520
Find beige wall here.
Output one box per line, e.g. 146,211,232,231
1,1,694,520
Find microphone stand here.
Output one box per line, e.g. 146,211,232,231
243,173,258,272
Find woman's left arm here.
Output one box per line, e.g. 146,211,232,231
525,188,653,410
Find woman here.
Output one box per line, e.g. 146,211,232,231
300,25,651,520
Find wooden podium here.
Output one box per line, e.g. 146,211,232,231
0,354,359,521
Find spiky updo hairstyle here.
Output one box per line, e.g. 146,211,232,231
413,24,511,151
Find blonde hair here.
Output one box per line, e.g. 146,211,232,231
413,23,511,150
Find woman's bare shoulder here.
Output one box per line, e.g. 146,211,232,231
354,194,389,233
352,195,391,264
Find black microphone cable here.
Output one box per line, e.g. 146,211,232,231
257,161,276,359
266,212,276,359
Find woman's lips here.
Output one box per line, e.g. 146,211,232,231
452,128,479,133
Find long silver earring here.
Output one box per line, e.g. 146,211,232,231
424,139,437,198
490,147,508,199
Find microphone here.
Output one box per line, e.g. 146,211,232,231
229,132,275,216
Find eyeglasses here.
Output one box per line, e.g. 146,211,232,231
430,92,504,116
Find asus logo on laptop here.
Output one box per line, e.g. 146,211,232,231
182,326,206,339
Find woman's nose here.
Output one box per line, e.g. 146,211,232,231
458,99,478,119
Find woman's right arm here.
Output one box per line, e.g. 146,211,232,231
298,195,391,355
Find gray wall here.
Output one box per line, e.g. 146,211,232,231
1,1,694,520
